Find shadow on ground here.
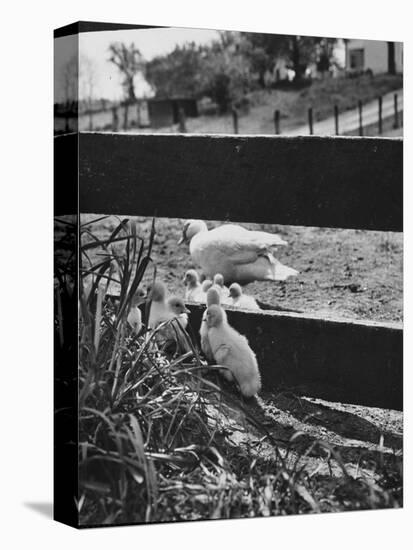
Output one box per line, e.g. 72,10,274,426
24,502,53,519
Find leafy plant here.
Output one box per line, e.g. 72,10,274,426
53,215,403,526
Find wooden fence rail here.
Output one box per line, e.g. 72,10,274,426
187,305,402,410
55,132,403,232
54,132,403,410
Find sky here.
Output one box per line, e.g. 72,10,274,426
78,27,220,101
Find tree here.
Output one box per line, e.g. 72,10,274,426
60,55,78,106
79,55,97,129
243,32,288,86
146,36,252,113
244,33,337,84
108,42,145,103
146,43,204,98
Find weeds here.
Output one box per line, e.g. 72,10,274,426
53,216,403,526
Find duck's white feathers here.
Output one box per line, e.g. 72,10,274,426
199,287,221,362
127,307,142,334
148,298,188,330
189,224,295,284
231,294,260,311
185,285,206,303
208,322,261,397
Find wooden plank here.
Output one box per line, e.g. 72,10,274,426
187,305,403,410
76,132,402,231
54,132,78,216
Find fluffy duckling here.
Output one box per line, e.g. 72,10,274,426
178,219,298,284
167,296,191,330
127,288,146,334
206,304,261,397
199,287,221,362
183,269,206,303
213,273,230,300
228,283,260,311
148,281,189,329
201,279,213,293
147,282,191,354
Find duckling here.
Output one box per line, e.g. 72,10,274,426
126,288,146,334
213,273,230,301
183,269,206,303
228,283,260,311
147,282,191,354
206,304,261,397
167,296,191,330
147,281,169,329
148,282,189,329
199,287,221,362
178,219,298,284
201,279,213,293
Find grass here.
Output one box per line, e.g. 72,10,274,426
54,216,403,526
136,73,402,135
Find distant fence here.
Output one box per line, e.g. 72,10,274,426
55,92,402,137
54,97,198,135
272,92,402,137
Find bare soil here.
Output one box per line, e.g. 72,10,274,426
78,214,403,510
83,215,402,324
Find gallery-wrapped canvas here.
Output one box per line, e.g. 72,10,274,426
54,22,403,528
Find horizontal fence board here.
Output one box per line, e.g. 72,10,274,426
54,132,78,216
187,304,403,410
72,132,402,231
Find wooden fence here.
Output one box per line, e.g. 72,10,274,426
55,132,403,410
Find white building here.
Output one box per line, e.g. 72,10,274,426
345,40,403,74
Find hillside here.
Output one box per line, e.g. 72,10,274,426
155,74,403,135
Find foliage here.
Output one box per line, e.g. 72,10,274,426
145,42,206,99
53,217,403,526
108,42,145,102
145,31,338,113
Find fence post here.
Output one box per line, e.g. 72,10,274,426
334,105,339,135
308,108,313,135
378,96,383,135
88,110,93,131
136,101,141,128
112,106,119,132
123,103,129,131
178,107,187,133
394,93,399,129
274,109,280,135
232,107,239,134
358,100,363,136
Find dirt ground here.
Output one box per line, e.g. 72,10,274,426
83,215,402,324
78,214,403,505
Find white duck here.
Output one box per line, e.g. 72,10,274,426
206,304,262,397
183,269,206,303
127,288,146,334
199,287,221,362
178,219,298,284
228,283,260,311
